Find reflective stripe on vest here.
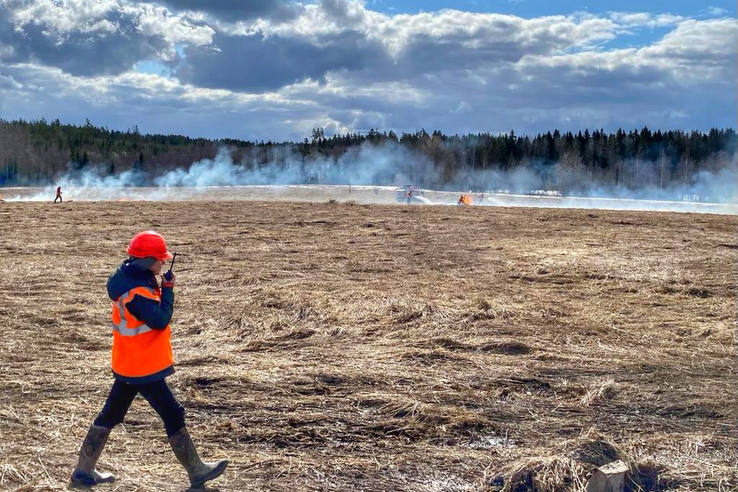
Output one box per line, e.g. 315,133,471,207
111,286,173,380
111,287,158,337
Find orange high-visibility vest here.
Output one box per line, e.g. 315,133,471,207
111,286,173,381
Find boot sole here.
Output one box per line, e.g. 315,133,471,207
190,460,228,489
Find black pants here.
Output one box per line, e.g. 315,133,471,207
93,378,186,437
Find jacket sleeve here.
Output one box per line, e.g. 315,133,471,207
126,287,174,330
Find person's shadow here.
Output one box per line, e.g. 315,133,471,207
181,487,221,492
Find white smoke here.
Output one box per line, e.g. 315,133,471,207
446,157,738,204
154,148,303,187
149,143,437,188
690,167,738,202
4,142,737,214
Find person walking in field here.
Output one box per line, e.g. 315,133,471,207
54,186,62,203
70,231,228,488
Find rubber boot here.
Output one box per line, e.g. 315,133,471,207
70,425,115,487
169,427,228,488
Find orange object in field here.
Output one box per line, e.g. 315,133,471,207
458,194,472,206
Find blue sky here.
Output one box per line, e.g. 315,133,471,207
0,0,735,140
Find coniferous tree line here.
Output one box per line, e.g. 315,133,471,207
0,118,735,199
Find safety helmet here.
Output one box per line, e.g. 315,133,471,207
127,231,173,261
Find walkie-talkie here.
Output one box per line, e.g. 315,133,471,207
164,252,177,281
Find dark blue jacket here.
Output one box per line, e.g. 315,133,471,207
107,259,175,383
107,259,174,330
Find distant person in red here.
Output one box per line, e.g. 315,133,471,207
54,186,62,203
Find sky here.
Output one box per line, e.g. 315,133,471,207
0,0,735,141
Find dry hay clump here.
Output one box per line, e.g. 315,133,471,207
497,456,587,492
353,393,491,441
578,378,617,407
488,431,670,492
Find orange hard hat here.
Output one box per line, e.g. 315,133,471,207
127,231,173,261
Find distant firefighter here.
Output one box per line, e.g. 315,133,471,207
54,186,62,203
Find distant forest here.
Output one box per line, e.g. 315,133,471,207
0,118,735,197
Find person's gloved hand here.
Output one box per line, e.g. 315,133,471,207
161,271,176,288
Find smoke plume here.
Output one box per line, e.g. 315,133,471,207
5,142,737,214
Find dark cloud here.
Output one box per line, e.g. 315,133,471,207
1,15,167,76
396,34,526,76
319,0,364,25
0,1,177,76
136,0,301,21
175,30,388,92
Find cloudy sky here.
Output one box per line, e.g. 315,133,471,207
0,0,735,141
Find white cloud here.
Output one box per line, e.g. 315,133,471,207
609,12,684,28
217,2,619,57
0,71,22,90
706,6,729,17
127,3,215,52
639,19,737,81
1,0,215,74
10,0,120,38
451,101,472,114
516,18,737,85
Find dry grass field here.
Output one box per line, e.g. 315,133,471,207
0,199,736,492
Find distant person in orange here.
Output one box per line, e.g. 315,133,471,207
54,186,62,203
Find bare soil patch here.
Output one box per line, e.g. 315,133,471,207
0,201,736,491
